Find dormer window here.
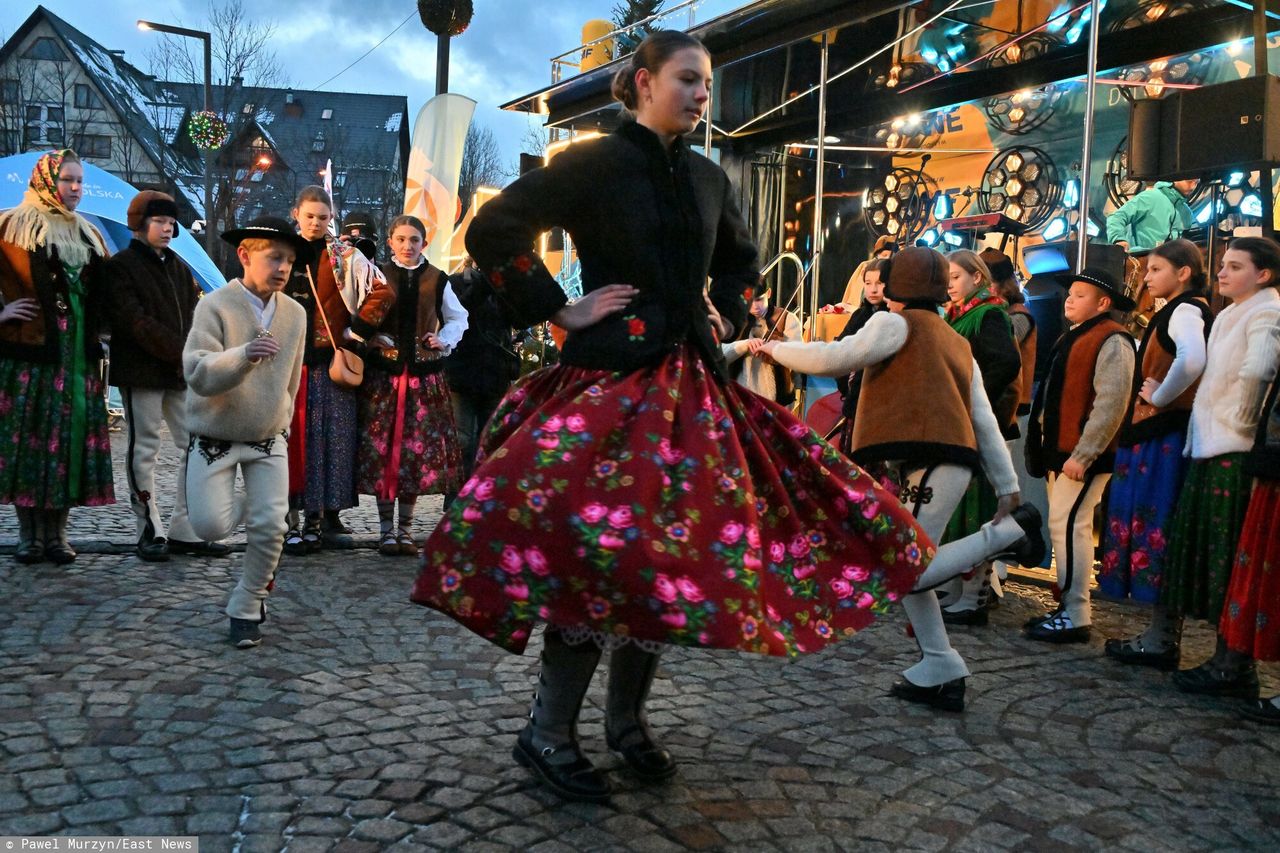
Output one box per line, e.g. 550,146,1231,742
321,109,333,120
312,131,325,152
242,102,255,115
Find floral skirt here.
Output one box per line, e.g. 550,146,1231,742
1161,453,1251,624
1220,478,1280,660
289,368,358,511
1096,429,1189,603
0,352,114,509
410,346,930,657
357,368,463,500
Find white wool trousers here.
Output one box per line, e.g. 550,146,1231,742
884,463,971,687
1048,471,1110,626
185,434,289,622
121,387,197,543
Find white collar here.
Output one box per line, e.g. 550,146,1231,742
392,256,426,271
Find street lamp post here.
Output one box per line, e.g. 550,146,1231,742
138,20,215,255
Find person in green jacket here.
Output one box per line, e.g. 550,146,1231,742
1106,180,1197,252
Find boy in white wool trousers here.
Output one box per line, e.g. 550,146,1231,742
183,217,308,648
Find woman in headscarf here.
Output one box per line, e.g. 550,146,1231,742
0,149,114,564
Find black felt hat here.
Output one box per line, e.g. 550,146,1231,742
221,216,314,260
1054,266,1136,311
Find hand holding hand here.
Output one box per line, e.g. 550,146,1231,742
0,298,39,324
993,492,1021,523
552,284,638,331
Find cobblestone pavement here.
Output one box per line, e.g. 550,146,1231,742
1,431,1278,851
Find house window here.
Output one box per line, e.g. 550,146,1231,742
0,79,18,105
22,37,67,62
321,108,333,120
74,84,104,111
334,171,347,189
311,132,325,152
242,102,255,115
73,134,111,159
24,103,64,146
250,170,265,183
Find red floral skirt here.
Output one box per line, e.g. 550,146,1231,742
410,345,930,656
1220,479,1280,660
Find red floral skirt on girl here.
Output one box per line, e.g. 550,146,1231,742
410,344,931,656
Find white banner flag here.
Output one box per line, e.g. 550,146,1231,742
404,93,477,268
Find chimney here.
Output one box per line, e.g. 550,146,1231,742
284,92,303,118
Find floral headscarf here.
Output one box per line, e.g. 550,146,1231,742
0,149,107,267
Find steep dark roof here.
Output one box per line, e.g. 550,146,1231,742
11,6,206,210
163,83,409,182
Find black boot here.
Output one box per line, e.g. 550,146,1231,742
1104,604,1182,670
989,504,1047,567
512,630,610,803
14,508,45,564
43,509,76,565
605,644,677,782
1171,637,1259,698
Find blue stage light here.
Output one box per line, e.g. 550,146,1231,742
1043,217,1067,240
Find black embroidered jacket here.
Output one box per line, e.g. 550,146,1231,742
464,120,757,378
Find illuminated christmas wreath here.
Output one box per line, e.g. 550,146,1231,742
418,0,473,37
188,111,229,150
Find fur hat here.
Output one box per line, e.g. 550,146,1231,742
127,190,180,232
883,246,949,304
1054,266,1136,311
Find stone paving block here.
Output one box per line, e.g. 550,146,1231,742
186,811,239,834
61,797,131,825
293,816,352,835
352,817,414,843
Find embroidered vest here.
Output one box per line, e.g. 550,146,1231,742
851,309,979,471
1037,315,1129,472
1121,292,1212,443
1008,303,1037,411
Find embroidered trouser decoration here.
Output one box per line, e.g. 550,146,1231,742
185,434,289,621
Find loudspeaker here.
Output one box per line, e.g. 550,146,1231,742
1175,75,1280,177
1126,75,1280,180
1127,98,1178,180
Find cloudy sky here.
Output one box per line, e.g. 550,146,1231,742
2,0,748,171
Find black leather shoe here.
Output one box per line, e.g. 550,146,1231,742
14,540,45,565
606,723,678,782
990,504,1047,567
1241,697,1280,726
1025,611,1091,644
889,677,966,712
512,728,611,803
1103,637,1180,671
942,607,989,626
1171,661,1259,699
44,540,76,565
136,537,170,562
1024,608,1061,629
169,539,231,557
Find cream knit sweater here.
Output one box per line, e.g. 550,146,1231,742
183,281,306,442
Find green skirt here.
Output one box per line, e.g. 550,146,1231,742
1160,453,1251,624
941,472,998,545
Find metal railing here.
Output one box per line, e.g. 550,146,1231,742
550,0,704,85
